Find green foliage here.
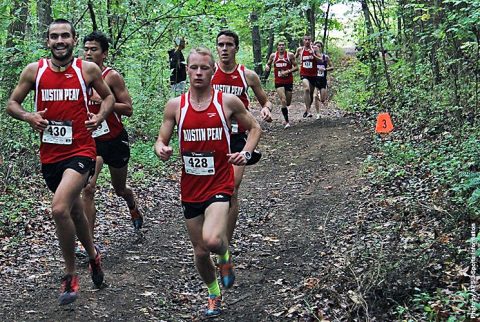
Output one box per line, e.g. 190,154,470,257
334,57,371,112
396,288,480,321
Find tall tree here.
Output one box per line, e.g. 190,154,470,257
251,10,263,76
37,0,52,41
2,0,28,100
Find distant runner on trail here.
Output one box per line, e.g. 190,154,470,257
155,47,261,317
81,30,143,244
211,29,272,248
295,35,322,118
265,40,298,128
313,40,334,120
5,19,111,305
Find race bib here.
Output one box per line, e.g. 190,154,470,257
183,152,215,176
231,120,239,134
42,120,73,145
92,120,110,138
303,61,313,69
317,65,325,77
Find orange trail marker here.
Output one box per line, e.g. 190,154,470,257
375,112,394,133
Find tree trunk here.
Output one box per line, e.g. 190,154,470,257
306,2,315,39
263,28,275,83
250,11,263,77
2,0,28,101
88,0,98,31
37,0,52,41
322,2,331,49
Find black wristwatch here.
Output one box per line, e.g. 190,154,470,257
240,151,251,161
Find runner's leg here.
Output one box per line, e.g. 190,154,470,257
82,156,104,234
227,165,245,243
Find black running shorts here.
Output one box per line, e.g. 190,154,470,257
316,77,327,89
182,193,231,219
230,133,261,165
95,129,130,169
275,83,293,92
42,156,95,192
301,75,321,90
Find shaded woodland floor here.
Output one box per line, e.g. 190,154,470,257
0,88,380,321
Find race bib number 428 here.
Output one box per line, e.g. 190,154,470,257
182,152,215,176
42,120,73,145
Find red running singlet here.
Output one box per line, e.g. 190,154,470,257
34,58,96,164
212,63,250,133
87,67,124,141
273,51,294,85
178,90,234,203
299,48,317,77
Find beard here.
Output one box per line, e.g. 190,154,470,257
51,45,74,61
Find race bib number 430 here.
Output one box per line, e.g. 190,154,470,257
182,152,215,176
42,120,73,145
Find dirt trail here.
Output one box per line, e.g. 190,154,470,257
0,89,370,321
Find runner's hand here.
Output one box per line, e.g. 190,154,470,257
261,106,273,123
27,109,48,132
85,112,103,132
227,152,247,166
158,146,173,161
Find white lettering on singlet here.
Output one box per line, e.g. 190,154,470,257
302,55,314,61
212,84,243,96
276,62,288,68
41,89,80,101
183,128,223,142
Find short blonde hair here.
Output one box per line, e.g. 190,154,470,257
187,47,215,68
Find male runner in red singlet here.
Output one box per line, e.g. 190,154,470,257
295,35,322,118
211,29,272,246
6,19,112,305
155,47,261,317
81,31,143,238
313,40,334,120
265,40,298,128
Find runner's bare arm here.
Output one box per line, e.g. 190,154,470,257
83,62,115,131
265,53,275,72
105,70,133,117
326,56,334,71
295,47,302,58
155,98,179,161
6,63,48,132
245,68,273,122
289,53,299,74
225,94,261,165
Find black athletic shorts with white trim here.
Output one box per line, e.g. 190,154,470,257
274,83,293,92
96,128,130,168
230,133,261,165
301,75,321,90
182,193,231,219
42,156,96,193
316,76,327,89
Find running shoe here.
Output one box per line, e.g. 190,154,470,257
205,294,222,317
218,256,235,289
307,113,313,118
284,123,291,129
89,245,104,287
316,114,321,120
302,111,308,118
130,206,144,230
59,274,79,305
